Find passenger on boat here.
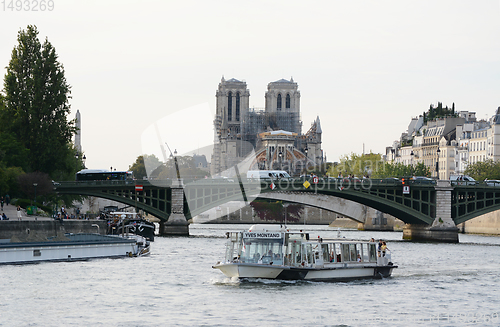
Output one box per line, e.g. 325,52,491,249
378,240,383,256
381,241,388,257
357,254,362,262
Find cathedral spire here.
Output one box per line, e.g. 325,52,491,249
316,116,322,134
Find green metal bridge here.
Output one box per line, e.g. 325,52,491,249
54,178,500,226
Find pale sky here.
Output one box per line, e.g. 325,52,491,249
1,0,499,171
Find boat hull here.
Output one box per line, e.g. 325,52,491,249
0,234,148,265
213,263,397,281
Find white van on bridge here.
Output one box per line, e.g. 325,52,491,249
246,170,291,180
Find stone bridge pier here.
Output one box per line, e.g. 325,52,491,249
159,179,189,236
403,180,459,242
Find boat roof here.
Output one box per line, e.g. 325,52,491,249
248,224,287,232
0,233,136,248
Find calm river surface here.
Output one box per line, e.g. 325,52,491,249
1,224,500,326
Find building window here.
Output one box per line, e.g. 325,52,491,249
227,91,232,121
286,93,291,108
236,92,240,121
277,94,282,110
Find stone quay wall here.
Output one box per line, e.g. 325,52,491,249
459,211,500,235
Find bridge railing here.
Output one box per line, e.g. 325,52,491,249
55,177,500,191
450,180,500,187
55,180,166,187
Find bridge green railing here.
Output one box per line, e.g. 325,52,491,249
54,178,500,225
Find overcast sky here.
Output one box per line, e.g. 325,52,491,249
1,0,499,171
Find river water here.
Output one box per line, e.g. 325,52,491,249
1,224,500,327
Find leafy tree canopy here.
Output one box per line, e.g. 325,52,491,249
377,162,430,178
1,25,77,178
423,102,458,123
464,159,500,181
149,155,208,179
129,154,163,180
328,152,383,177
17,171,53,201
326,152,430,178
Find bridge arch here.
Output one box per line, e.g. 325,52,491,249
257,192,367,223
55,181,172,221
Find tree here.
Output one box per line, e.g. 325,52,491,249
423,102,458,123
0,166,25,198
129,154,163,180
151,155,208,179
1,25,77,177
376,162,430,178
327,152,431,178
17,171,53,203
328,152,384,177
465,160,500,181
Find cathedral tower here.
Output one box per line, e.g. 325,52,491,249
215,77,250,138
212,77,250,174
264,78,301,134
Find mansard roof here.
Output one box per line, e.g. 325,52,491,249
494,107,500,125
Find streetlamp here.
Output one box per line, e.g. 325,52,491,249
304,147,308,177
174,149,180,179
278,151,283,170
283,203,290,227
436,148,441,180
168,147,181,181
410,150,414,176
76,153,86,169
33,183,38,215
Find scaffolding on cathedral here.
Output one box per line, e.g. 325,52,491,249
241,108,302,150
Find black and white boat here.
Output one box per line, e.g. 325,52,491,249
213,225,397,281
106,212,155,241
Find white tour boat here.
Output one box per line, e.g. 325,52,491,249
213,225,397,281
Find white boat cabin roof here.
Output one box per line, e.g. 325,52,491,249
109,212,138,219
248,224,287,233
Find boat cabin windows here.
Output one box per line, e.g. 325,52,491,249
239,232,284,265
361,243,369,262
369,243,377,261
326,243,342,262
285,239,302,266
335,242,377,263
227,231,379,267
224,232,242,262
321,244,329,264
284,233,311,266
